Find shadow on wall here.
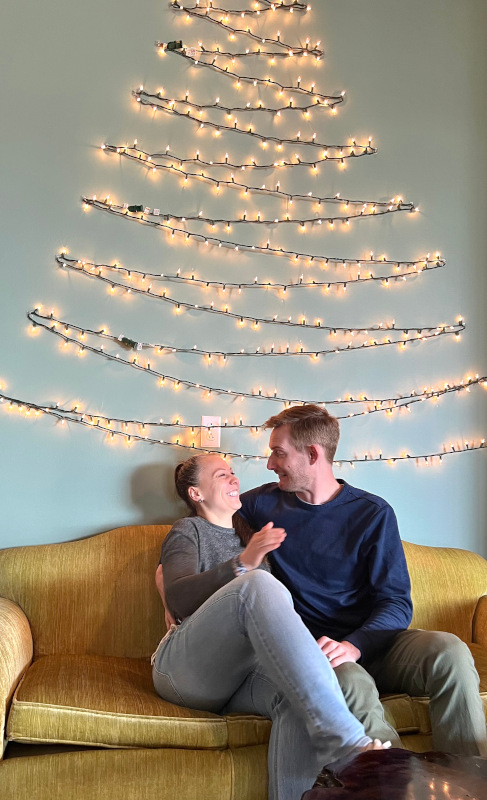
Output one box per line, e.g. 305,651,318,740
130,462,181,524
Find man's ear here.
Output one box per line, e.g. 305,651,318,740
308,445,319,465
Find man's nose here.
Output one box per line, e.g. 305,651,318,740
267,454,274,471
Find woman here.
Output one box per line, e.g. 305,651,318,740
152,453,387,800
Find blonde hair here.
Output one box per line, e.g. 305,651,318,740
264,404,340,463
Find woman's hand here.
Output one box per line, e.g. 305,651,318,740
240,522,286,570
155,564,177,629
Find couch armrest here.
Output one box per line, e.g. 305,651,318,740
0,597,33,758
472,595,487,649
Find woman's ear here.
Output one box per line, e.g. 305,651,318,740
188,486,202,504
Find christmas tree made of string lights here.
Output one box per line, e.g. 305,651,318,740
8,0,485,463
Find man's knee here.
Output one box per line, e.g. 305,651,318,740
414,630,470,660
334,662,392,736
417,631,476,676
335,661,380,702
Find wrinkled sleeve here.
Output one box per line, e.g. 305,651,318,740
344,505,413,663
161,520,236,620
236,489,259,531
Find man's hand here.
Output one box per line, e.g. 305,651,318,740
317,636,361,669
155,564,177,629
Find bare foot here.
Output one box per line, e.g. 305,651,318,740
361,738,392,752
315,741,392,788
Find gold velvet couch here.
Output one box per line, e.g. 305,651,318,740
1,525,487,800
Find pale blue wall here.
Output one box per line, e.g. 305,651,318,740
1,1,486,553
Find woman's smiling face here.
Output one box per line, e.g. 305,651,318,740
190,455,241,518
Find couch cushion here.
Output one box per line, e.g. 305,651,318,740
7,645,487,751
7,655,229,749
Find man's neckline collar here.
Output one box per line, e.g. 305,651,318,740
295,480,346,506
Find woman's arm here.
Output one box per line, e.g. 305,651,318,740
161,525,237,620
155,564,177,629
162,519,286,620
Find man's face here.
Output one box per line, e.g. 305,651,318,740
267,425,312,493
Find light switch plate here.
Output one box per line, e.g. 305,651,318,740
201,416,221,448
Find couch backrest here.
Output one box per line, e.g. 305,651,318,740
1,528,486,658
0,526,170,659
404,540,487,642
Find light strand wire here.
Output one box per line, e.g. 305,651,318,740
169,2,323,59
28,309,466,403
81,197,418,264
101,143,402,211
56,253,445,292
2,391,485,464
133,89,356,149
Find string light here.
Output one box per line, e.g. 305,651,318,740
173,0,312,21
135,87,332,117
11,0,481,476
82,197,422,265
1,389,485,464
156,46,331,99
168,3,323,60
104,140,369,171
32,296,464,342
96,175,410,230
56,253,445,292
102,143,410,226
2,376,486,425
172,41,315,62
102,142,390,208
133,89,356,150
27,308,468,402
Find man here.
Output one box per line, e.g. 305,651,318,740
235,404,487,756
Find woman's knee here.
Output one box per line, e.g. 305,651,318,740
235,569,293,604
236,568,282,590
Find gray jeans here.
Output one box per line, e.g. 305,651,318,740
336,628,487,757
152,570,370,800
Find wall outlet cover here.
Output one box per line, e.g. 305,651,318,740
201,416,221,448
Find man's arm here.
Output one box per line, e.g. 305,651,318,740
319,504,412,666
348,505,412,662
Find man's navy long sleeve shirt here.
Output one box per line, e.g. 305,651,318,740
238,480,413,664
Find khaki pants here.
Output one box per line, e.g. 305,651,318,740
336,629,487,756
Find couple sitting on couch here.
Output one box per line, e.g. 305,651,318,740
152,404,487,800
